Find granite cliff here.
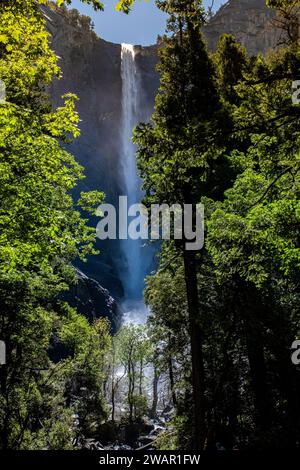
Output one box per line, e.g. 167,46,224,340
203,0,280,55
45,4,159,302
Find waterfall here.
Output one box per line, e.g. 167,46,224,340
119,44,152,323
120,44,143,301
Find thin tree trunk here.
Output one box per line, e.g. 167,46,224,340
0,363,8,449
139,358,143,396
167,354,177,408
111,381,115,423
263,300,300,446
183,249,206,450
111,346,116,423
241,284,272,432
245,327,270,430
128,360,133,422
128,358,135,422
150,365,159,419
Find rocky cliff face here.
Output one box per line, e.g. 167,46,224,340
44,1,281,316
45,5,159,302
65,269,121,331
203,0,280,55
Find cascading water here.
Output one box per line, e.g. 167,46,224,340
120,44,143,300
119,44,152,324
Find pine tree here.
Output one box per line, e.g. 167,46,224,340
134,0,229,449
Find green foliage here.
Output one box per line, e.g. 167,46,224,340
115,324,152,367
207,44,300,287
114,324,152,421
145,253,191,393
134,0,231,449
130,394,148,419
0,0,108,449
214,34,249,105
56,0,137,14
56,0,104,11
155,415,189,450
59,315,111,436
134,0,228,207
267,0,299,7
135,0,300,450
1,0,300,451
78,190,105,215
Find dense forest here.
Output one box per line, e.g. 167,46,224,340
0,0,300,452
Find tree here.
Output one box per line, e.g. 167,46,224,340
267,0,300,45
206,21,300,445
134,0,229,449
59,314,111,437
0,0,105,449
136,0,300,449
214,34,249,105
114,324,152,422
56,0,137,14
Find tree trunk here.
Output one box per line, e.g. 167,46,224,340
167,354,177,408
244,326,270,430
111,347,116,423
272,340,300,446
128,360,133,422
183,248,206,450
150,365,159,419
241,284,272,432
263,300,300,446
111,381,115,424
0,364,8,449
128,359,135,422
139,358,143,396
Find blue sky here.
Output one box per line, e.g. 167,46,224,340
70,0,226,45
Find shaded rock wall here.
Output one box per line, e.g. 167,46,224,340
65,269,121,331
45,4,159,308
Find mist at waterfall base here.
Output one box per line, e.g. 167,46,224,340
119,44,155,325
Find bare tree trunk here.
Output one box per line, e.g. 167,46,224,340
111,382,115,424
128,359,132,422
128,358,135,422
139,358,143,395
167,354,177,408
111,346,116,423
150,365,159,419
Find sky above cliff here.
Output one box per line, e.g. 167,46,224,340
70,0,226,45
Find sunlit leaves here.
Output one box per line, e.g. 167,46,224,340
0,0,107,449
